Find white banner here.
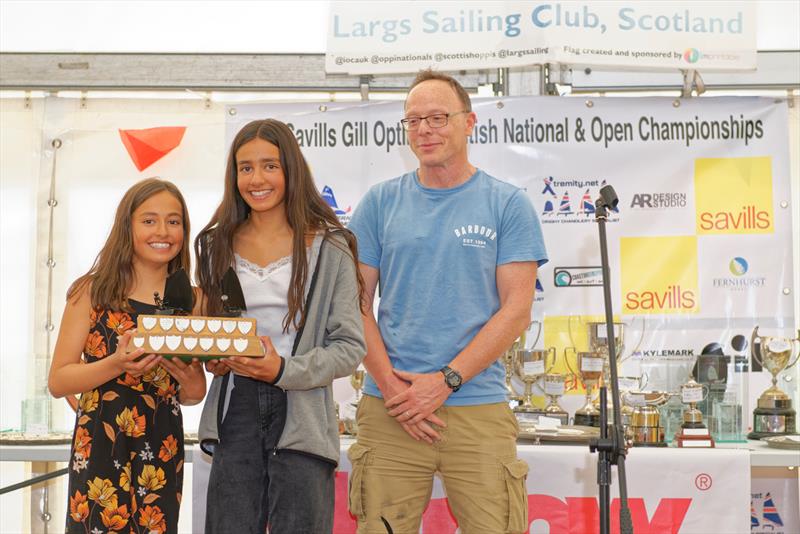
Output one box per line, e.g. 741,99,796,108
228,96,794,392
192,443,752,533
325,1,757,73
751,469,800,534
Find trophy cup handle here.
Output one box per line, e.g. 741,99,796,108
530,320,543,348
567,315,579,351
699,382,709,402
545,346,557,373
620,316,647,364
565,347,577,375
751,326,765,368
788,330,800,369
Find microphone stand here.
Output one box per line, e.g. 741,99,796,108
588,185,633,534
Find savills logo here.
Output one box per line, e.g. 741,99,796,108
621,236,699,314
694,157,774,235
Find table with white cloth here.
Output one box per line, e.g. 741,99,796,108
2,436,795,533
187,438,799,534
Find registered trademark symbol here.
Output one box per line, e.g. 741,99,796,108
695,473,712,491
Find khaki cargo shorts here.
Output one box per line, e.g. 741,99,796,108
348,395,529,534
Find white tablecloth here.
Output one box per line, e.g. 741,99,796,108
192,440,754,534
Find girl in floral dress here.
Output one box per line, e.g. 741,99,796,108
48,178,206,534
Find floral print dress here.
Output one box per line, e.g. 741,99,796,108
66,300,183,534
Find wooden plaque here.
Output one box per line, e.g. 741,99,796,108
131,314,263,359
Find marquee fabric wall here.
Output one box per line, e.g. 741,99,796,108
1,95,795,436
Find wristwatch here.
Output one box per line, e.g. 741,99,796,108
440,366,462,392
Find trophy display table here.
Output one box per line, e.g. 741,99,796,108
2,436,797,533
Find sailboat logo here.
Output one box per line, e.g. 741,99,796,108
579,189,595,216
751,503,760,528
321,186,351,216
538,177,619,224
761,493,784,528
558,192,572,215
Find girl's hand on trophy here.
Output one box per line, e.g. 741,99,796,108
158,356,206,405
225,336,283,383
205,359,231,376
111,332,159,377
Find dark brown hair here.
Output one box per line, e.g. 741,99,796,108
67,178,191,310
406,69,472,112
195,119,364,332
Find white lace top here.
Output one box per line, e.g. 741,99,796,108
234,252,296,361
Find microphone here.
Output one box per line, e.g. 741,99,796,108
598,184,619,210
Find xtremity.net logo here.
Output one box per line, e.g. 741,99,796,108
621,236,699,314
539,176,619,224
694,157,774,235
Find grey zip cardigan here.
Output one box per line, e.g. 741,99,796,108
198,230,366,465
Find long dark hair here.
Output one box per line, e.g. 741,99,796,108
195,119,364,331
68,178,191,310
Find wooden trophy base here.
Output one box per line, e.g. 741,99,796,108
675,425,715,448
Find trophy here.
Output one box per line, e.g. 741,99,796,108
542,373,569,425
623,391,671,446
566,348,605,427
617,374,648,427
350,367,365,405
673,377,714,447
503,338,525,407
748,327,800,439
513,347,556,423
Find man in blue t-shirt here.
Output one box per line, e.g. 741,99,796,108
347,70,548,534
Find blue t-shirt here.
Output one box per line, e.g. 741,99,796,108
349,169,548,405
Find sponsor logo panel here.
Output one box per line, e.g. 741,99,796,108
621,236,699,314
712,256,766,291
554,266,603,287
694,157,773,235
538,176,619,224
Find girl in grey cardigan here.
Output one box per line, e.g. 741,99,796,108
195,119,366,534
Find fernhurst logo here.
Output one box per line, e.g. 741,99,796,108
729,257,748,276
714,257,765,290
695,157,774,235
322,185,351,224
539,176,619,225
453,224,496,249
554,266,603,287
683,48,700,63
629,192,687,210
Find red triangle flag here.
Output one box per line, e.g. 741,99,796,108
119,126,186,171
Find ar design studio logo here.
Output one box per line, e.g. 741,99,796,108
694,156,774,235
539,176,619,224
